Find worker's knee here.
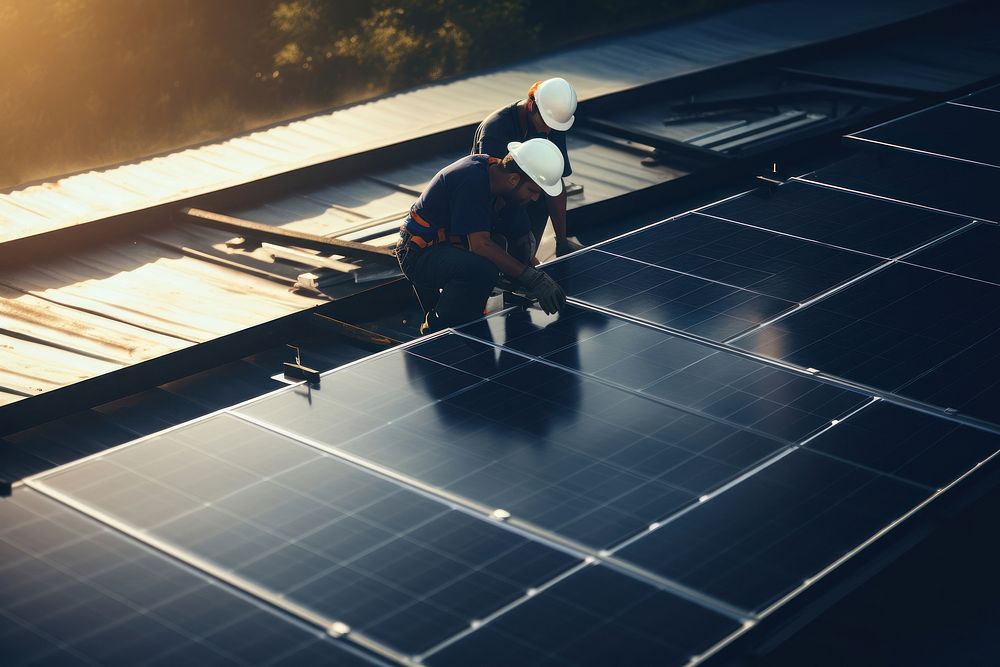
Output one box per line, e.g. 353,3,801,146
463,253,500,291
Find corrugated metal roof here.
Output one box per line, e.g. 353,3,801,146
0,0,955,243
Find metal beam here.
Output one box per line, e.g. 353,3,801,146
576,118,727,165
181,207,396,260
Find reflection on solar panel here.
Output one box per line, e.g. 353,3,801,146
14,83,1000,667
23,294,1000,664
595,213,882,302
851,103,1000,169
543,249,795,341
458,305,868,443
0,488,379,666
700,180,968,257
798,146,1000,223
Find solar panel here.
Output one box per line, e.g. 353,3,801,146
904,223,1000,286
542,249,794,342
458,305,869,443
0,488,379,666
803,401,1000,488
615,448,930,613
851,103,1000,169
233,336,788,549
955,85,1000,112
798,146,1000,223
700,180,968,257
33,414,580,656
733,262,1000,425
594,213,882,303
21,288,1000,664
428,564,741,667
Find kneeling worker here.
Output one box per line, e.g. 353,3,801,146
396,138,567,334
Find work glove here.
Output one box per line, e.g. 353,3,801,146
555,236,585,257
517,266,566,315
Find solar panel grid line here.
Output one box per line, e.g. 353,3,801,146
0,488,389,667
722,218,981,344
231,397,754,623
847,133,1000,171
947,100,1000,114
539,187,759,272
412,560,593,662
564,294,1000,452
792,176,993,223
684,463,952,667
228,409,509,530
713,442,1000,641
28,415,592,660
447,328,805,447
605,396,880,559
22,479,413,666
592,247,795,303
900,254,1000,289
694,210,887,260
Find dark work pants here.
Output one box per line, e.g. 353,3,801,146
396,240,498,328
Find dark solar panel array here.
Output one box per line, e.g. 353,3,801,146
851,103,1000,169
798,145,1000,223
956,84,1000,112
0,488,380,666
700,180,968,257
11,83,1000,666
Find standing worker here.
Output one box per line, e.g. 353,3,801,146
473,77,585,262
396,138,567,334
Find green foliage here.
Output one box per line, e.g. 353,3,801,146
0,0,744,191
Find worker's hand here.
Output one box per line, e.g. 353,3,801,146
518,266,566,314
555,236,585,257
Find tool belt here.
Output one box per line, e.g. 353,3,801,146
398,219,466,251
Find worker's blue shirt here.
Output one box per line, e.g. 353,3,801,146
404,154,528,243
472,102,572,178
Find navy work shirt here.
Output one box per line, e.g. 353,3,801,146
404,154,528,243
472,102,572,178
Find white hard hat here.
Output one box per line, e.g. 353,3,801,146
531,77,577,131
507,139,564,197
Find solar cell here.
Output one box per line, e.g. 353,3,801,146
0,488,378,667
803,402,1000,488
799,146,1000,223
852,103,1000,169
955,85,1000,112
237,334,788,549
596,213,883,302
615,448,929,612
543,249,794,341
733,263,1000,425
904,223,1000,286
700,180,968,257
458,305,869,443
427,564,741,667
34,414,579,656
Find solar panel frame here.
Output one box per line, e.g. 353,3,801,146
850,102,1000,170
30,412,583,658
592,212,885,303
698,180,971,258
796,146,1000,223
0,487,384,667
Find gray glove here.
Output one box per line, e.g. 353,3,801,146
518,266,566,315
555,236,585,257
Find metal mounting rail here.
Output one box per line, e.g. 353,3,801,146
181,207,396,261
